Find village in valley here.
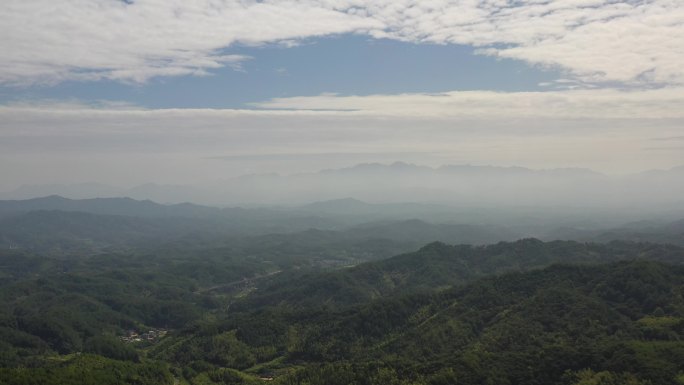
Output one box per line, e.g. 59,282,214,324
120,328,168,344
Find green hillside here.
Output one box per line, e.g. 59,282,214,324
242,239,684,309
152,260,684,385
1,239,683,385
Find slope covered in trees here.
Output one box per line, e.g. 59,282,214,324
241,239,684,309
1,237,683,385
152,260,684,385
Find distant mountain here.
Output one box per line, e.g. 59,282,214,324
126,183,209,204
0,196,526,259
0,195,220,219
3,163,684,221
208,163,684,214
0,182,206,204
319,161,434,175
440,164,604,177
344,219,520,245
632,165,684,178
0,183,124,200
320,162,604,178
0,196,347,254
0,210,204,254
543,217,684,246
591,219,684,246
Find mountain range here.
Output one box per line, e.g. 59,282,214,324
1,195,683,260
2,163,683,216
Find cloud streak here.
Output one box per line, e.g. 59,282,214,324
1,0,683,86
1,90,682,190
252,87,684,119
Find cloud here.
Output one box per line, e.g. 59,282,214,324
643,146,684,151
207,151,430,162
251,87,684,119
0,0,379,85
651,135,684,141
1,1,683,86
1,92,683,187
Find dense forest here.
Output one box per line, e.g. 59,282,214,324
1,197,683,384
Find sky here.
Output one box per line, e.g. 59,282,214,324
1,0,683,191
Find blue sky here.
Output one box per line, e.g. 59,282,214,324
0,36,558,109
0,1,683,190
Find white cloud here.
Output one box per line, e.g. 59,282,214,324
1,0,683,85
1,90,683,189
0,0,379,85
361,0,684,85
252,87,684,119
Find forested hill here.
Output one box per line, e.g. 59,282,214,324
153,260,684,385
241,239,684,309
1,238,684,384
0,195,338,232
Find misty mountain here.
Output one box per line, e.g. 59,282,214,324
344,219,521,245
0,195,586,236
0,210,203,254
590,218,684,246
0,196,347,254
208,162,617,207
0,183,125,200
4,196,684,258
4,164,684,218
0,195,220,219
0,201,524,259
542,217,684,246
0,182,206,204
227,163,683,216
0,195,335,227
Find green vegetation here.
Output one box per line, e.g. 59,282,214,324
176,260,681,385
1,199,684,384
241,239,684,309
0,354,172,385
3,246,683,384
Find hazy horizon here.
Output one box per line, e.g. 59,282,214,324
2,162,683,223
2,1,684,193
2,3,684,382
4,160,684,191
